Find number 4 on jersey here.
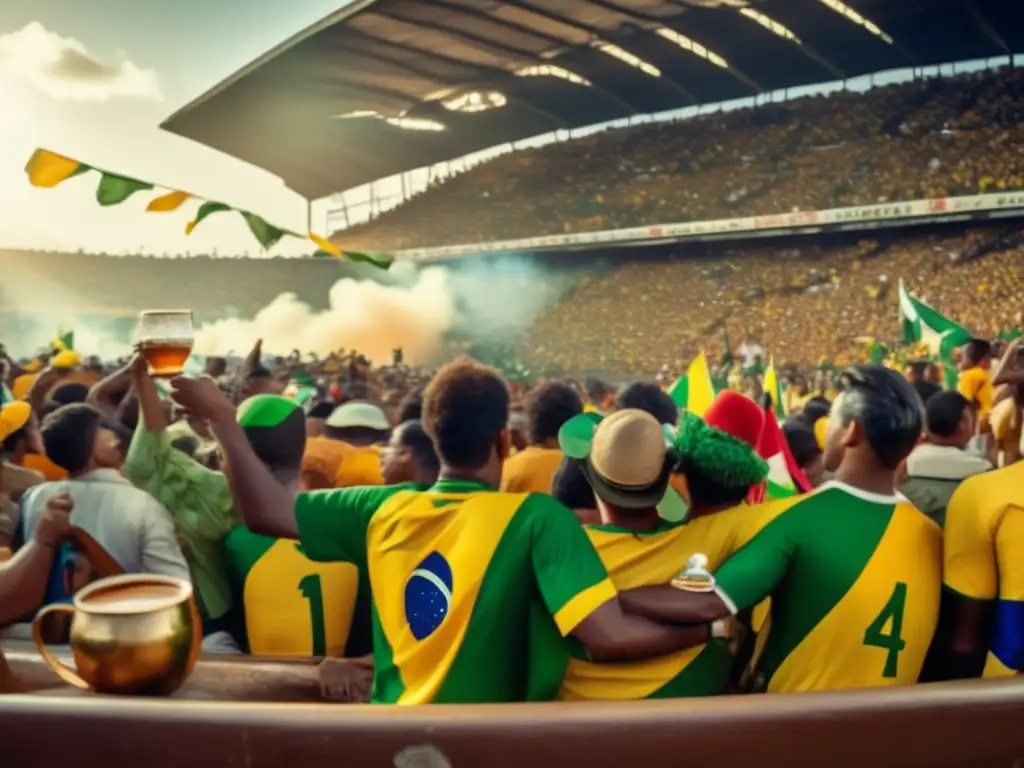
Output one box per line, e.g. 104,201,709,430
864,582,907,678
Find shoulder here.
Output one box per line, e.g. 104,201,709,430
517,492,574,518
951,462,1024,517
301,482,407,513
895,499,942,536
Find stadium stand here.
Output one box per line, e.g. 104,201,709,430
4,221,1022,374
330,69,1024,252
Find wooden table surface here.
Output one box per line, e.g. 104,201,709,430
1,639,325,702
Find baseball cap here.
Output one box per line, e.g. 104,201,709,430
0,401,32,443
582,409,673,509
326,401,390,431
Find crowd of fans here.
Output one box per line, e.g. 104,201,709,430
332,68,1024,252
519,223,1024,375
5,220,1024,380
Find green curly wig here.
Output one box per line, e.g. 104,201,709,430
672,411,769,488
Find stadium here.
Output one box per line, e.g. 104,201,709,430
3,0,1024,377
9,2,1024,762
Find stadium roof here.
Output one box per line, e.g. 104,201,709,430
162,0,1021,200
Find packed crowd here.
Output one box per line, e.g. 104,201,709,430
333,68,1024,252
2,320,1024,703
520,223,1024,375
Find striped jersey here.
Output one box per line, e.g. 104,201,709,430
715,481,942,692
560,502,779,700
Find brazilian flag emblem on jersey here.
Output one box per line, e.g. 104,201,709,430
367,491,525,704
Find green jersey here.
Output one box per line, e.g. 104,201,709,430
295,479,615,704
714,481,942,693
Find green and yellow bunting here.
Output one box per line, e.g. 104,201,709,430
24,148,391,269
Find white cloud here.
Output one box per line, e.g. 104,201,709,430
0,22,161,102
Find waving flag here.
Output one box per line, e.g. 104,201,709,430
749,408,811,504
25,149,392,269
669,351,716,415
763,357,785,419
899,279,972,355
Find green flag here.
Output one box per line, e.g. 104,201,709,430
242,212,291,251
57,330,74,351
898,279,972,355
668,376,688,409
96,173,153,206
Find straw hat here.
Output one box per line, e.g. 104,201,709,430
583,409,672,509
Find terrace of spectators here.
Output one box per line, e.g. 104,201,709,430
161,0,1021,203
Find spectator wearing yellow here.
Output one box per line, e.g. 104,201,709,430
501,382,582,494
301,401,389,490
957,339,994,423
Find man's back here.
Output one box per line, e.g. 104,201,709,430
22,470,189,581
944,461,1024,677
561,505,772,700
715,482,942,693
294,479,614,704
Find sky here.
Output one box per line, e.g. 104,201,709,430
0,0,350,256
0,3,1013,257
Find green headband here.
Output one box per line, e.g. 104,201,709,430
236,394,300,429
672,411,768,488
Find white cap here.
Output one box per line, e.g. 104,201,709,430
326,401,390,430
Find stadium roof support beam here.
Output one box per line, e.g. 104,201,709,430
570,0,762,95
501,0,700,106
409,0,640,116
962,0,1010,55
344,16,572,129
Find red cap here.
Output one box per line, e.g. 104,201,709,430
702,391,765,448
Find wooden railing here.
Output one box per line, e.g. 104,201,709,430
2,638,1024,768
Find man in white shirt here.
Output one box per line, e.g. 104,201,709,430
19,404,189,582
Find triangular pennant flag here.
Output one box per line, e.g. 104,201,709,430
242,212,291,251
25,149,90,188
146,190,191,212
186,201,232,235
96,173,154,206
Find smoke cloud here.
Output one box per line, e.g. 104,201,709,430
1,250,580,365
193,266,456,364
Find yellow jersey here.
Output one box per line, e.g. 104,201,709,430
944,462,1024,676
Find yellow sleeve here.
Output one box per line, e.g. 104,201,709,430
944,476,997,600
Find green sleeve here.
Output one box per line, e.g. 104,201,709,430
525,494,617,636
713,512,799,613
124,422,237,543
294,484,404,568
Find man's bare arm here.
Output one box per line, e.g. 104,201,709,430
570,596,719,663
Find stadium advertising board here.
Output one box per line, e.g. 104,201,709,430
394,192,1024,261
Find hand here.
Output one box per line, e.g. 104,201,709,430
169,375,235,425
129,352,149,378
318,658,373,703
34,493,74,548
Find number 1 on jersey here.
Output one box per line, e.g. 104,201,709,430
864,582,907,678
299,574,326,656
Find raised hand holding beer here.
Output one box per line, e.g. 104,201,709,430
136,309,194,378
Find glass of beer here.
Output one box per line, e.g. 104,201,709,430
137,310,194,377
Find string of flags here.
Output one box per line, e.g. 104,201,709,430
24,149,393,270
